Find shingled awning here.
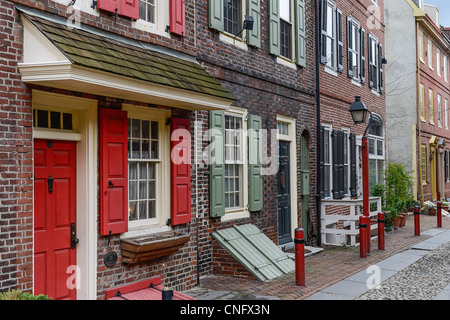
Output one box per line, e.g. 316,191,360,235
212,224,295,281
17,7,234,110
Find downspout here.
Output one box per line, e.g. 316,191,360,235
416,21,425,210
315,0,322,246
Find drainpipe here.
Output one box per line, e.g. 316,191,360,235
315,0,322,246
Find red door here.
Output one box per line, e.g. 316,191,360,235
34,139,77,300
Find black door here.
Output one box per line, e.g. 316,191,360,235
278,141,291,244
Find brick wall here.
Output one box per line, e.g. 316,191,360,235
194,0,318,278
418,29,450,202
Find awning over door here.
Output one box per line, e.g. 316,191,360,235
17,7,235,111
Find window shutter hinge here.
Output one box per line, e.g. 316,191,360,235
167,219,171,226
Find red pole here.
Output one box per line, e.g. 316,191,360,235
362,137,371,253
437,201,442,228
295,228,305,286
359,216,368,258
377,212,385,251
414,206,420,236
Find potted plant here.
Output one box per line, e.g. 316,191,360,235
371,162,414,232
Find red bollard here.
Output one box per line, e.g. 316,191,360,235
359,216,368,258
294,228,305,286
414,206,420,236
437,201,442,228
378,212,385,251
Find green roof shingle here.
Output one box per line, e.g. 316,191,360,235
25,14,235,101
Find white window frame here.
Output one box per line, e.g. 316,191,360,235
221,106,249,222
325,0,337,71
369,33,379,93
420,83,426,122
342,127,351,198
123,104,171,235
437,48,441,76
446,99,449,130
349,18,360,82
444,55,448,82
322,124,332,199
279,0,295,61
438,94,442,127
368,115,385,187
219,0,249,50
429,88,434,125
428,39,433,70
419,28,425,63
133,0,170,38
445,98,448,130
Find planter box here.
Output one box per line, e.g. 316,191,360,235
121,231,189,264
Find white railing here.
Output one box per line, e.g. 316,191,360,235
320,197,382,246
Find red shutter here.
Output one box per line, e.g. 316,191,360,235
99,108,129,236
170,0,186,36
121,0,140,20
97,0,139,20
97,0,120,14
170,118,191,225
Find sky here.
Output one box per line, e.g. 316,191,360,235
424,0,450,27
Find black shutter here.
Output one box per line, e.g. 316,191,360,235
320,0,328,64
350,133,357,197
378,43,384,93
319,126,325,199
332,130,344,199
360,27,366,84
347,17,353,78
337,9,343,72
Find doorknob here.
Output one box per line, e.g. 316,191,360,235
48,174,54,193
70,223,79,249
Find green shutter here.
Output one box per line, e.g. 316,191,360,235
247,0,261,48
295,0,306,67
209,110,226,218
248,114,263,212
209,0,224,31
269,0,280,56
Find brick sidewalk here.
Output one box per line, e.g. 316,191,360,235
195,214,450,300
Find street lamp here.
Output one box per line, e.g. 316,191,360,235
349,96,373,258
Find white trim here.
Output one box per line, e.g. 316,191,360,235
19,63,232,111
32,90,98,300
221,106,250,222
219,32,249,51
121,104,172,235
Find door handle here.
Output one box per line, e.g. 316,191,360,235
48,174,54,193
70,223,79,249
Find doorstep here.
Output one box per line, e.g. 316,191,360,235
279,242,324,259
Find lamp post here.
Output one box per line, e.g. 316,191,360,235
349,96,373,256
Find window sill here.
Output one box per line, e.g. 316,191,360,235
276,56,297,70
324,66,338,77
221,208,250,222
219,32,248,51
132,19,170,38
351,79,362,87
120,230,189,264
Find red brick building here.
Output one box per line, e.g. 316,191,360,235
318,0,386,245
0,0,319,299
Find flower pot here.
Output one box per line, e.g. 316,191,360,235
393,215,402,230
428,208,436,216
399,213,406,227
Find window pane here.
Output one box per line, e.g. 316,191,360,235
50,111,61,129
63,113,73,130
377,140,383,156
129,202,137,221
280,0,291,22
129,181,137,200
151,121,158,140
37,110,49,128
142,140,150,159
139,201,147,219
142,120,150,139
224,0,241,35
